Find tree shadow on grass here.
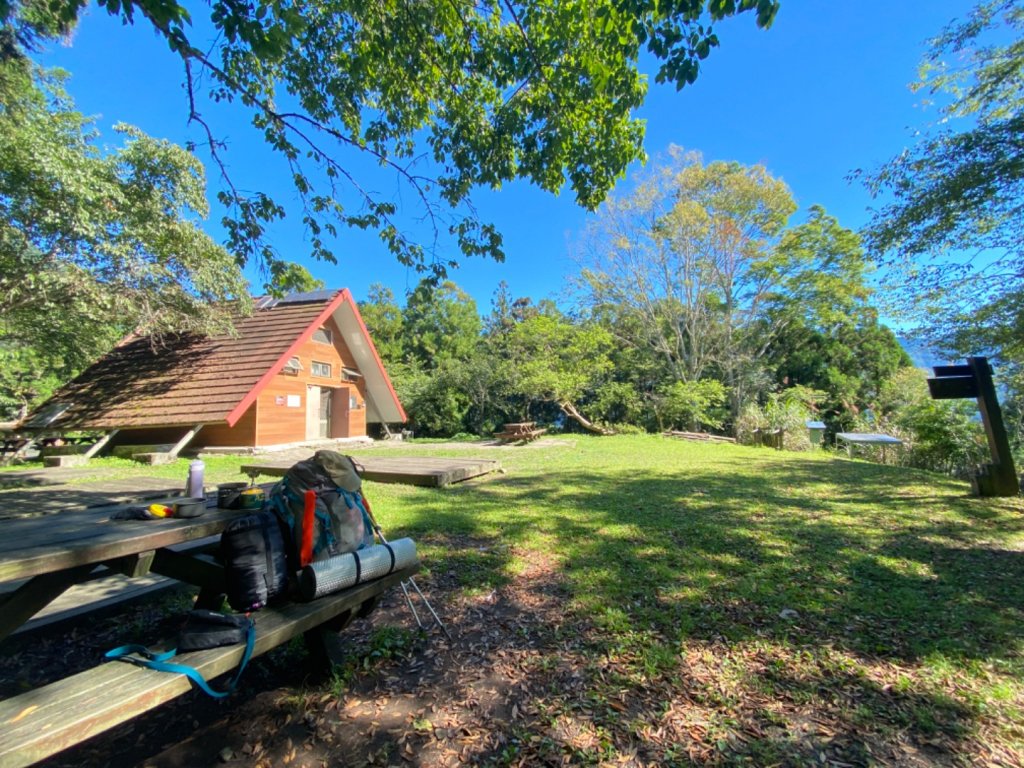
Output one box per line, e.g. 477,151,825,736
379,454,1024,763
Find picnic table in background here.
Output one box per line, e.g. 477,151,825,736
493,422,547,444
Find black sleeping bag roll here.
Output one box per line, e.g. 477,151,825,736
220,510,290,612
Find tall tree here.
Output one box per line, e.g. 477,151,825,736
764,206,910,428
358,283,405,365
0,65,248,418
506,314,614,432
861,0,1024,362
403,281,482,365
1,0,779,283
576,148,800,417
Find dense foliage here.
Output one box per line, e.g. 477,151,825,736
1,0,779,283
859,0,1024,469
0,64,248,420
353,146,994,479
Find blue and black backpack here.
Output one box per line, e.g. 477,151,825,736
265,450,374,571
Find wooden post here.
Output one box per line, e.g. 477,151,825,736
928,357,1019,497
168,424,204,458
968,357,1018,496
83,428,119,459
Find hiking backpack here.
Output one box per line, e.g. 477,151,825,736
265,450,374,570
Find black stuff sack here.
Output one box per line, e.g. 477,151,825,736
178,609,251,651
220,510,289,612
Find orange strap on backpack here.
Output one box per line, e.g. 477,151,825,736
300,489,315,566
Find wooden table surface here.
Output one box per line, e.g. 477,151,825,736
0,500,245,584
0,480,276,584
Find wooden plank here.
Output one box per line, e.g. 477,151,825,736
927,375,978,399
0,565,418,768
0,479,187,520
0,498,273,583
932,364,972,377
0,565,97,641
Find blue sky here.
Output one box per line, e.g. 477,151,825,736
39,0,968,313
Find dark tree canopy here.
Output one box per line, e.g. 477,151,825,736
0,0,779,286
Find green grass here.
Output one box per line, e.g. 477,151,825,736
10,435,1024,763
365,435,1024,763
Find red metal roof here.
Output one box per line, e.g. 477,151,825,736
24,290,405,430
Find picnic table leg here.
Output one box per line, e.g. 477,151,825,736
150,548,226,610
303,608,355,670
302,595,380,671
0,564,96,642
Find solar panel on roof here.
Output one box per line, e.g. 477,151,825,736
277,289,339,304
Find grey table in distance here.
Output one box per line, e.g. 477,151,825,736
836,432,904,462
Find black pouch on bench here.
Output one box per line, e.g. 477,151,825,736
178,609,250,651
106,611,256,699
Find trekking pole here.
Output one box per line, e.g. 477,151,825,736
398,581,425,629
360,495,452,640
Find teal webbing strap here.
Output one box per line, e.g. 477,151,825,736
105,620,255,699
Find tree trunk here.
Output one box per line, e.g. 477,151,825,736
559,401,614,435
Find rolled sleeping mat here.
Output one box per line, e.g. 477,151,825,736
299,538,418,601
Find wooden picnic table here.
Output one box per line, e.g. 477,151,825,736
0,487,418,767
494,421,547,443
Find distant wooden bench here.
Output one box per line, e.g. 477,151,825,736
0,566,417,768
494,422,547,443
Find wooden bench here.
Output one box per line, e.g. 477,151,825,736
0,566,417,768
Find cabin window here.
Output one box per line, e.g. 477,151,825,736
311,361,332,378
341,367,362,382
281,356,302,375
312,327,333,345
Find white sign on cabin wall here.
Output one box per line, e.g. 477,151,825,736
286,395,301,407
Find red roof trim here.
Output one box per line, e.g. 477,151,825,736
224,292,348,427
223,289,406,427
340,288,407,422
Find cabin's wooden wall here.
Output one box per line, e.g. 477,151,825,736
254,316,368,446
201,405,257,446
109,426,188,448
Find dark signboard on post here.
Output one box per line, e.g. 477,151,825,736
927,357,1018,497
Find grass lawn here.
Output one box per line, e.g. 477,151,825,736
7,435,1024,765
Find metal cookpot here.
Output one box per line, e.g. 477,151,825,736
173,497,207,518
217,482,248,509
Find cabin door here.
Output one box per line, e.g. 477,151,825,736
306,385,332,439
318,388,332,438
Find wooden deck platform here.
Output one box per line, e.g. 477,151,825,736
241,455,501,488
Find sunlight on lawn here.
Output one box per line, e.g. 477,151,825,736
369,434,1024,763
